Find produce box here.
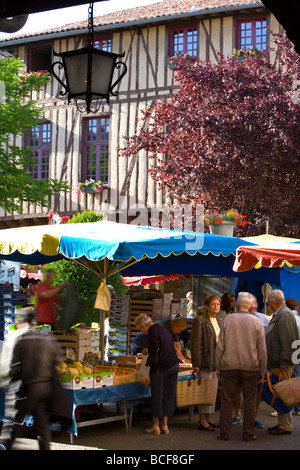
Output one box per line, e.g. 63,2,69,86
93,371,114,388
60,373,94,390
93,365,115,388
56,360,94,389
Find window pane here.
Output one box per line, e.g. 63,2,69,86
28,123,51,180
94,38,112,52
238,19,267,51
171,26,197,56
84,117,109,184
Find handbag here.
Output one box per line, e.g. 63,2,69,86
273,376,300,407
176,372,217,408
146,349,159,367
258,370,293,414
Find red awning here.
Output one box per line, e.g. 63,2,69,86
122,274,191,286
233,245,300,272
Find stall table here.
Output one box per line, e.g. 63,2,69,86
66,381,151,442
0,374,193,445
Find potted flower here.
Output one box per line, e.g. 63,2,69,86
75,179,104,194
204,209,248,236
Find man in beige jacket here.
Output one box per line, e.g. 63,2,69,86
215,292,267,442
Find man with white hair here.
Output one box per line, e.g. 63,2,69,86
266,289,299,435
215,292,267,442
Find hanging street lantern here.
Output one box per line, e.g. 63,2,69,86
51,3,127,113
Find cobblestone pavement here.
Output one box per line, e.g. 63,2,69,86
8,400,300,451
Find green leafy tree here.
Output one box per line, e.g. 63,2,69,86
0,56,70,214
47,211,128,326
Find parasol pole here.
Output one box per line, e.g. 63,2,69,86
263,217,269,314
100,308,105,365
265,217,269,235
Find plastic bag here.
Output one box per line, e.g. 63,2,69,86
94,280,111,311
137,354,150,386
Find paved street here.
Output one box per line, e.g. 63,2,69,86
8,400,300,452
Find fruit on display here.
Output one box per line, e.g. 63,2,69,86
55,360,94,377
83,365,93,375
140,377,150,386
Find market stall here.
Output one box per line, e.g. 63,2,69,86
1,222,300,439
234,242,300,272
233,235,300,301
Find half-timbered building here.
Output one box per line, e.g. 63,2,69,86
0,0,281,228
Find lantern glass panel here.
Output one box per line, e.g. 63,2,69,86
91,52,115,97
63,53,88,96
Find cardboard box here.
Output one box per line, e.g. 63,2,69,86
108,330,127,342
93,366,115,388
61,373,94,390
50,331,92,361
171,303,180,311
161,309,171,320
93,372,114,388
109,323,127,333
76,331,92,347
163,293,173,303
152,311,163,322
77,346,92,361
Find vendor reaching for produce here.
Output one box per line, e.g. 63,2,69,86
131,317,191,364
35,269,68,331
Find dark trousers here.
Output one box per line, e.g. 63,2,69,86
150,364,179,418
3,381,52,450
219,369,260,439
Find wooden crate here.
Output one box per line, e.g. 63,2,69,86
50,331,92,360
127,299,157,354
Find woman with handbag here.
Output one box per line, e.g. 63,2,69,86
190,294,222,431
134,313,179,435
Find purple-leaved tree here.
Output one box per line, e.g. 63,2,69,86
120,33,300,237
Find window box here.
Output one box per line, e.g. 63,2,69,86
75,180,104,194
167,53,197,68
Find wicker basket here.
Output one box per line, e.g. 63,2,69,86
114,369,137,385
176,377,217,408
273,377,300,406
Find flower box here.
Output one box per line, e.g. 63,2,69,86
75,179,104,194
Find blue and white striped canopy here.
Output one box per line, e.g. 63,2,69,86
0,220,296,284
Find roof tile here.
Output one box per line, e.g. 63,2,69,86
0,0,263,41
